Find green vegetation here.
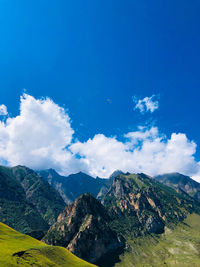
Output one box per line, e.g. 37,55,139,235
155,173,200,201
116,213,200,267
0,165,66,236
0,222,96,267
103,173,198,240
12,166,66,226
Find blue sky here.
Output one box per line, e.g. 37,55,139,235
0,1,200,179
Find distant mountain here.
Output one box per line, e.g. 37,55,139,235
0,221,95,267
38,169,109,204
154,173,200,200
0,165,66,237
43,193,124,265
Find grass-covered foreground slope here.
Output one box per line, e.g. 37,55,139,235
0,222,96,267
116,213,200,267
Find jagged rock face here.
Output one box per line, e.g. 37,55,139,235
155,173,200,201
102,173,196,236
96,170,125,201
43,193,124,264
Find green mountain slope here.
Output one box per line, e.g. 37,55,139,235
155,172,200,200
102,173,198,238
12,166,66,225
0,222,96,267
116,213,200,267
0,166,48,236
0,165,66,237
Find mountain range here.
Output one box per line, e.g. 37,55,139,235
0,165,200,266
42,172,200,266
38,169,111,204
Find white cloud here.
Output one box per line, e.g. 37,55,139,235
0,104,8,116
0,94,81,174
133,95,159,113
70,127,200,181
0,94,200,182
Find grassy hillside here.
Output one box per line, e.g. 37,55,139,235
116,213,200,267
0,222,96,267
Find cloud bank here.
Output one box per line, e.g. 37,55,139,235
133,95,159,113
0,94,200,181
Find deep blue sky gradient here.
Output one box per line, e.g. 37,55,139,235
0,0,200,152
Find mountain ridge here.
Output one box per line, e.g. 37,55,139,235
38,169,109,204
43,193,124,265
154,172,200,200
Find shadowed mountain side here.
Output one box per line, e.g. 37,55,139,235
0,165,66,238
38,169,110,204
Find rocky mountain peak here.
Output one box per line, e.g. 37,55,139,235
109,170,124,179
58,193,109,222
43,193,124,265
102,173,197,237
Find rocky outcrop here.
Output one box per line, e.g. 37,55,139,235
42,193,124,264
102,173,196,236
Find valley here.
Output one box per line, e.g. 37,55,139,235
116,213,200,267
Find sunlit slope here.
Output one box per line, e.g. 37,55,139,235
116,213,200,267
0,222,96,267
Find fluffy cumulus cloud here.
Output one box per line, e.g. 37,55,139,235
0,104,8,116
70,127,200,180
133,95,159,113
0,94,81,174
0,94,200,181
